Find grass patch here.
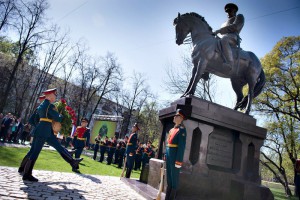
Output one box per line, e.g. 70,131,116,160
0,146,140,178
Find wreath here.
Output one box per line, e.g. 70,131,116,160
54,98,77,136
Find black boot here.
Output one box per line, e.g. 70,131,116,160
165,186,172,200
169,189,177,200
125,168,132,178
23,159,38,182
60,150,83,172
18,156,29,174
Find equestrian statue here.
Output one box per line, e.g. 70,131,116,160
173,4,265,115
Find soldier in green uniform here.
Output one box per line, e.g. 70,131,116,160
134,141,144,170
99,136,108,162
125,123,139,178
93,134,101,160
22,89,82,182
141,141,155,169
165,109,187,200
118,141,126,168
73,118,90,159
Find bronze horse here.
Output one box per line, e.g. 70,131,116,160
173,12,265,114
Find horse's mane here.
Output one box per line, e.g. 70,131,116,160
175,12,213,32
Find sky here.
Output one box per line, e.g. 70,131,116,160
46,0,300,109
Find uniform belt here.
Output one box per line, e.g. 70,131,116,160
167,144,178,147
127,143,133,145
40,118,53,123
77,138,86,141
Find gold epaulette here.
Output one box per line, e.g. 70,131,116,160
40,118,53,123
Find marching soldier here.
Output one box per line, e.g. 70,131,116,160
125,123,139,178
165,109,187,200
93,134,101,160
99,136,108,162
73,118,90,159
22,89,83,181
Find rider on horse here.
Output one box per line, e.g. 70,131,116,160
213,3,244,71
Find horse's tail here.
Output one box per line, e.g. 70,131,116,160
237,69,266,110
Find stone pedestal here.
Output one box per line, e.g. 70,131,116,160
149,96,274,200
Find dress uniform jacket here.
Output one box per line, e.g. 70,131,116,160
126,132,138,169
166,124,186,189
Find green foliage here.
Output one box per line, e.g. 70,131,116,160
0,146,140,178
254,36,300,195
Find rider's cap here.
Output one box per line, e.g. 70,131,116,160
225,3,238,12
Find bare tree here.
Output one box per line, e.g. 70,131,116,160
0,0,51,113
0,0,16,32
164,53,216,102
88,52,123,122
120,72,150,137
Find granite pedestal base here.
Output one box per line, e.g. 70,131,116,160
146,96,274,200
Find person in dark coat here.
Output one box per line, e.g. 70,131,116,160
295,159,300,200
125,123,139,178
165,109,187,200
21,89,83,182
0,113,13,142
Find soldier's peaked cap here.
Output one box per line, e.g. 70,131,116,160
175,109,186,119
38,95,46,101
133,123,140,130
225,3,238,12
43,88,57,95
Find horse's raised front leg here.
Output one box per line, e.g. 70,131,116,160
186,58,208,95
181,66,197,97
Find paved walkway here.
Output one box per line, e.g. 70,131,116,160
0,166,146,200
0,143,146,200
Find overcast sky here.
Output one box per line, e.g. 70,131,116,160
46,0,300,108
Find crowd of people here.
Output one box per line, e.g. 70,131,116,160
0,112,32,145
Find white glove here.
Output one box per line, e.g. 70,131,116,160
175,164,181,168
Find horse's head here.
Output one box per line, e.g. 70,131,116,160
173,12,213,45
173,13,190,45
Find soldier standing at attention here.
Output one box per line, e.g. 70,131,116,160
73,118,90,159
141,141,155,169
93,134,101,160
125,123,139,178
107,136,117,165
165,109,187,200
118,140,126,168
22,89,83,182
213,3,244,70
134,141,144,170
99,136,108,162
